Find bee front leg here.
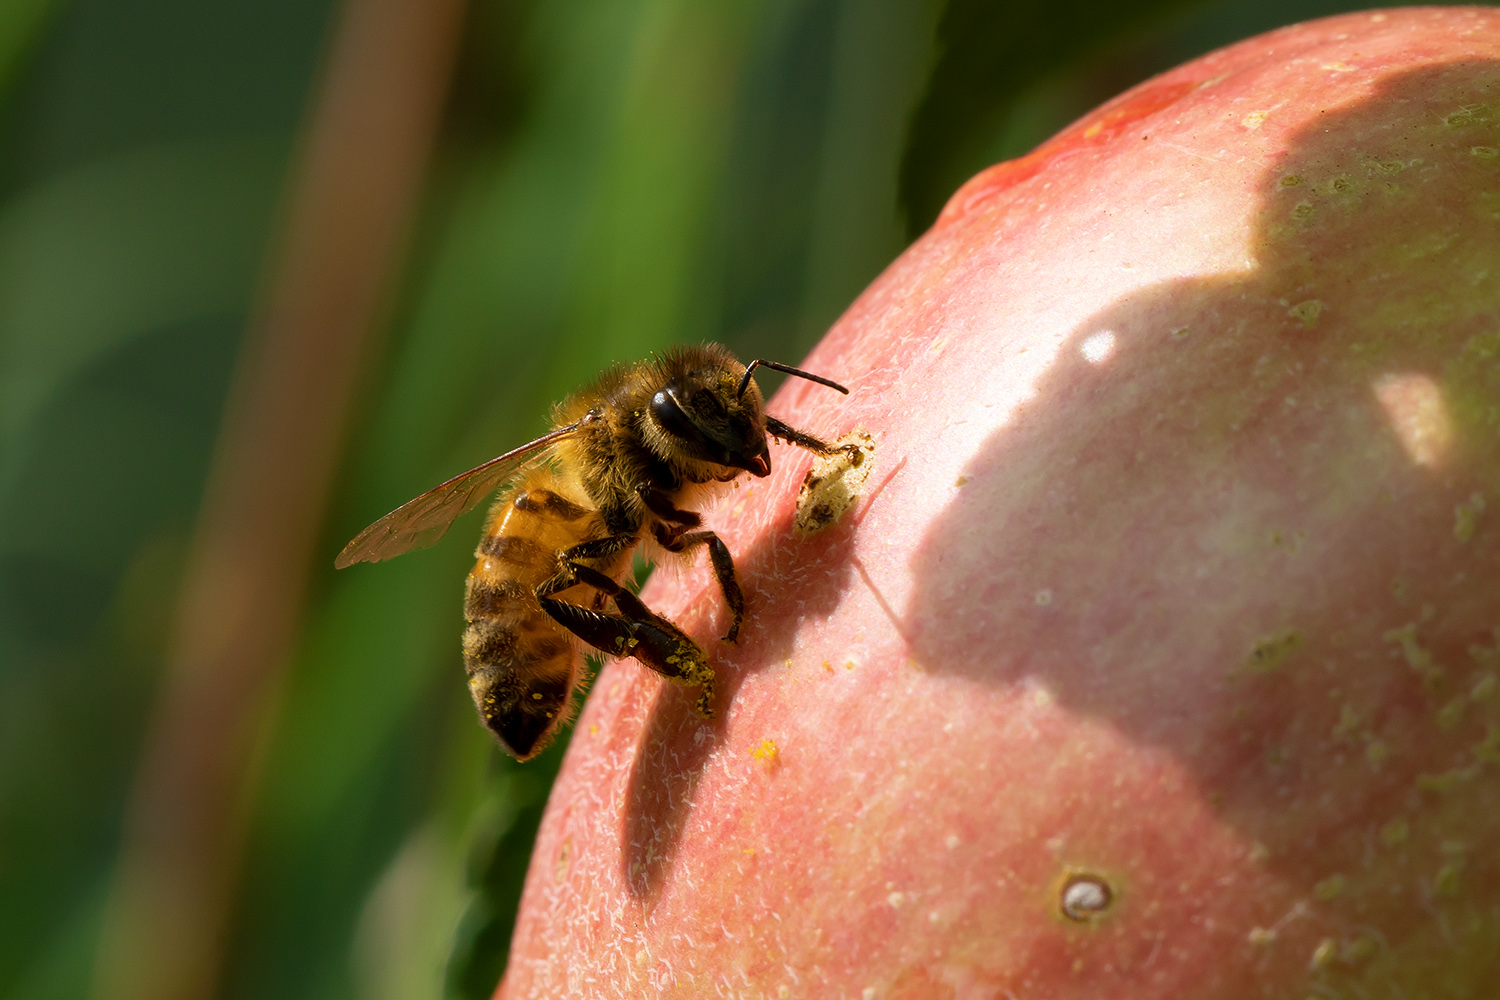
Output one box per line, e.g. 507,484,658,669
764,414,837,454
765,415,864,463
537,563,716,718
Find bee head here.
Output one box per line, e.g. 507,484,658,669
649,368,772,478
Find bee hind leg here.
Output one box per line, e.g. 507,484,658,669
537,563,716,718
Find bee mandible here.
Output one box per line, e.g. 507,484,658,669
336,344,850,760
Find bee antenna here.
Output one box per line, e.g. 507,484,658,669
737,359,849,400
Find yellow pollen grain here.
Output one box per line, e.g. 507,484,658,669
751,738,780,765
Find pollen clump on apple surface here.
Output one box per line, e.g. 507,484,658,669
793,430,876,536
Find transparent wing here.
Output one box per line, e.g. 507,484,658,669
334,422,581,568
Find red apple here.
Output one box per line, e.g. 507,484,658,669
499,9,1500,997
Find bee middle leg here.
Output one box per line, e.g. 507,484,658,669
649,523,743,643
638,487,743,643
537,562,716,718
552,532,635,610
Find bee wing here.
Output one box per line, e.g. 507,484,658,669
334,422,582,568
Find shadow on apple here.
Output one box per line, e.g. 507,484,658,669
906,57,1500,950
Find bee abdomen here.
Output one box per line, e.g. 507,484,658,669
462,474,600,760
463,617,576,759
464,578,529,619
511,488,591,521
477,533,549,568
464,616,569,666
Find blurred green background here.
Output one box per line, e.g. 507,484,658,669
0,0,1432,997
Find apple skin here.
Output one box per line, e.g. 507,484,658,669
498,9,1500,998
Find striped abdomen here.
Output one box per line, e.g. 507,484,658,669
462,470,602,759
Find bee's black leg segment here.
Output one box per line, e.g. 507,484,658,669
537,596,635,658
557,531,636,565
537,562,716,717
637,486,702,528
764,415,837,455
562,563,650,616
650,525,744,643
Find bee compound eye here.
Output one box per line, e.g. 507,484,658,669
651,387,700,442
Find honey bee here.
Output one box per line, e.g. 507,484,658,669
336,344,851,760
